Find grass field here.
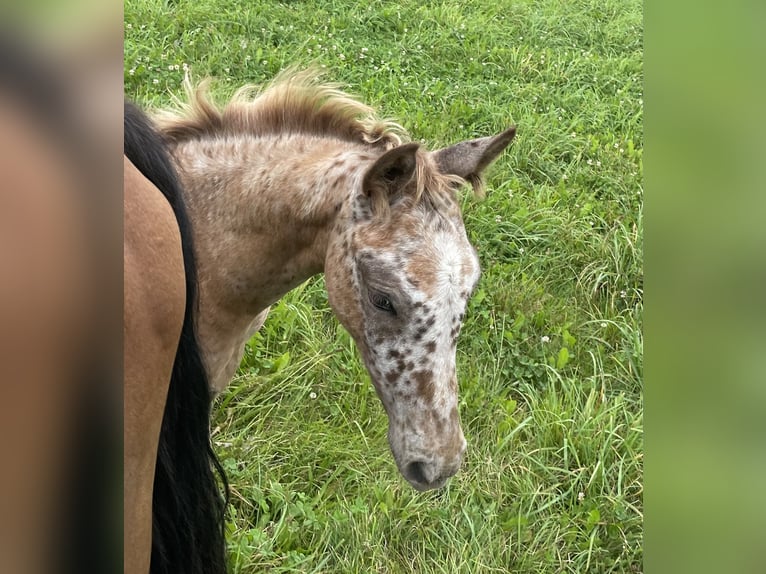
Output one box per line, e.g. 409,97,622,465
125,0,643,571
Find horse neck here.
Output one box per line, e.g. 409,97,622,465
170,134,370,389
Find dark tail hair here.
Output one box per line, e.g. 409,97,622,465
125,100,229,574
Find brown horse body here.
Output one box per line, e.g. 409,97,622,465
123,155,185,574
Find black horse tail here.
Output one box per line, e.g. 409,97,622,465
124,100,229,574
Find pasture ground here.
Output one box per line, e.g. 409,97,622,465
125,0,643,571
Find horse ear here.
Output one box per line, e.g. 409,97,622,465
430,126,516,191
362,142,420,204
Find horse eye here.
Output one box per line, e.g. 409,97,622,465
370,291,396,314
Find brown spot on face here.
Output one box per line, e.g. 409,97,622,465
434,413,445,435
388,349,401,359
406,250,439,296
425,340,436,353
385,370,400,384
413,326,428,341
405,361,414,372
412,369,435,402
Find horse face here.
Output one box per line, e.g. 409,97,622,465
326,128,514,490
327,204,479,491
324,143,480,490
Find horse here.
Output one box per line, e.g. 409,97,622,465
125,68,515,573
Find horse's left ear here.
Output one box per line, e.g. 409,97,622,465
361,142,420,215
362,142,420,197
430,126,516,191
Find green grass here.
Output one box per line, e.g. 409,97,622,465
125,0,643,571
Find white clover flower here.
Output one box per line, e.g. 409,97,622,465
152,78,159,85
495,215,502,223
541,335,550,344
309,391,317,400
128,68,135,76
600,322,607,328
338,53,345,60
578,491,585,502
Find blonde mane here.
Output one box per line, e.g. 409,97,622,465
153,67,407,149
152,67,473,217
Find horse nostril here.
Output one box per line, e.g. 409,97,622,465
404,460,430,485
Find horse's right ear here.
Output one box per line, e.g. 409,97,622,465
361,142,420,212
430,126,516,194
